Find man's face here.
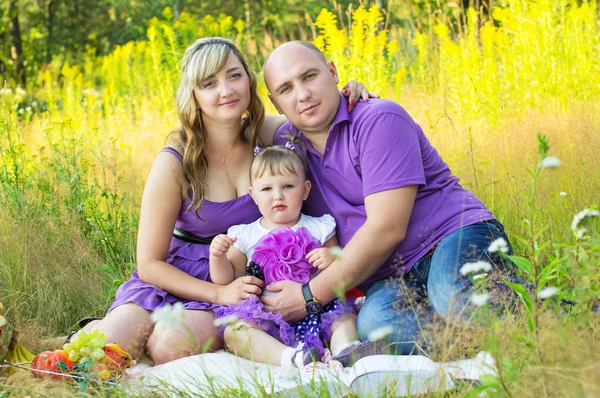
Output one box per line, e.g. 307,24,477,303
266,44,341,136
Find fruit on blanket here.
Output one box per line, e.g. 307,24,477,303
31,350,52,371
65,328,108,364
0,331,36,375
102,343,133,371
91,363,111,381
31,349,75,379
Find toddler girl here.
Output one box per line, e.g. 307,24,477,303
210,145,377,368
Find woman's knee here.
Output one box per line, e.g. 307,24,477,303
147,312,224,365
88,303,153,355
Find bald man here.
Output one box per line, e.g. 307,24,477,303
260,41,514,355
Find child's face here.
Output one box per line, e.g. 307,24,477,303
249,168,311,228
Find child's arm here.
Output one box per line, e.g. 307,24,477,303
209,235,243,285
306,235,341,270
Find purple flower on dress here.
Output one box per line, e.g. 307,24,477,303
253,146,263,156
252,227,319,285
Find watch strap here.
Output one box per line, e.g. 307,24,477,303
301,282,314,303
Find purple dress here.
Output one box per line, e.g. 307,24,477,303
214,226,352,355
108,147,261,313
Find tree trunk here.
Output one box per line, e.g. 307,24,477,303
47,0,56,64
8,0,26,87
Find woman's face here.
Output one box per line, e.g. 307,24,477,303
193,54,251,125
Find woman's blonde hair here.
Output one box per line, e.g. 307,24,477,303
250,145,307,184
170,37,265,215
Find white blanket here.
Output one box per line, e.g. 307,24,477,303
124,350,496,396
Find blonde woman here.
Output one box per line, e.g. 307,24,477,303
81,37,375,364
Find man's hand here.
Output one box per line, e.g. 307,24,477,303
261,280,307,322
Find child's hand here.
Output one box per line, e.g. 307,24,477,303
306,247,336,270
210,235,237,258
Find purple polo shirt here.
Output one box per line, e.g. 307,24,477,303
274,94,494,292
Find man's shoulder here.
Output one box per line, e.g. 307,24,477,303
353,98,411,121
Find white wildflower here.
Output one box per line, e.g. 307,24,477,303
471,292,490,306
537,287,559,299
539,156,561,169
25,107,32,112
473,273,488,281
367,326,393,342
460,261,492,276
487,237,509,254
151,302,185,326
15,87,26,97
329,246,343,259
571,209,599,230
0,88,13,97
560,192,567,197
83,88,102,97
213,314,240,327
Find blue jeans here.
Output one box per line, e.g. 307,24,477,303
356,219,515,355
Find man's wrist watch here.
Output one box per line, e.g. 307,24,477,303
302,282,323,315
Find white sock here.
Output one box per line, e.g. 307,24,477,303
280,346,296,367
333,340,361,357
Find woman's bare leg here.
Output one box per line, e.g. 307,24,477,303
81,303,154,359
146,309,223,365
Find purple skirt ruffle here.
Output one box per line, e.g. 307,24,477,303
214,295,354,355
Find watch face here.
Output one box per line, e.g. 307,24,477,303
306,301,323,315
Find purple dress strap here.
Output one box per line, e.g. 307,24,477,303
160,147,183,163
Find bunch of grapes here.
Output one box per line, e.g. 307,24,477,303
63,329,107,366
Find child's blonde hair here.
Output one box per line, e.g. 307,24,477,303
250,145,306,184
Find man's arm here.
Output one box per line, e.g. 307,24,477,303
262,185,417,321
310,185,417,302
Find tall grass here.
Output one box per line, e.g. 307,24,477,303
1,0,599,395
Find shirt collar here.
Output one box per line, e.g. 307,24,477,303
331,92,351,128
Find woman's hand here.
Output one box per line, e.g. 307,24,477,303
216,276,264,306
340,80,380,112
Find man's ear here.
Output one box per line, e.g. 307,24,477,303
327,61,340,84
303,180,312,200
268,94,284,115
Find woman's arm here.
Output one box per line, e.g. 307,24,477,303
136,151,225,303
136,151,264,305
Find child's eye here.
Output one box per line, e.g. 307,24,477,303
261,187,272,192
284,184,294,189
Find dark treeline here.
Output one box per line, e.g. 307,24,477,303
0,0,491,87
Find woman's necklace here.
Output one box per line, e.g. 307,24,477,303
219,139,238,197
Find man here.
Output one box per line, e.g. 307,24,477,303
261,41,513,355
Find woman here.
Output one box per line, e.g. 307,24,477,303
82,37,375,364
